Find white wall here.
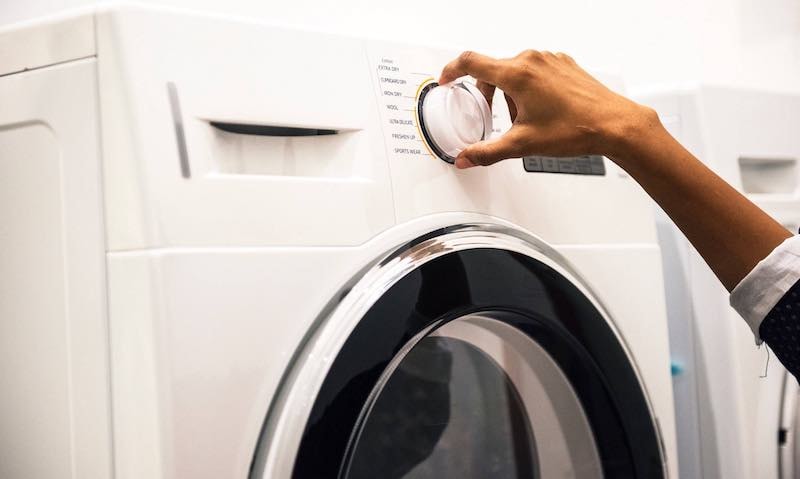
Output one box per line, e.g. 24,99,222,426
2,0,800,93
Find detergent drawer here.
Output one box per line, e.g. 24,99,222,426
96,5,394,250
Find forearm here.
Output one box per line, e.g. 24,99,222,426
607,111,792,291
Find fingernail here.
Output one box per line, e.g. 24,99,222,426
455,157,475,169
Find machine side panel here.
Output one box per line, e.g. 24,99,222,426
0,12,95,76
0,59,111,479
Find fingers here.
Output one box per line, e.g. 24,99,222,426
456,126,528,168
554,52,575,64
504,93,517,122
441,49,575,86
439,51,507,85
476,80,496,108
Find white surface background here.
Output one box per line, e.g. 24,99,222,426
2,0,800,93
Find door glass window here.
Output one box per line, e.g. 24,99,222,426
341,316,602,479
343,335,535,479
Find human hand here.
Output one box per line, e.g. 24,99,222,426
438,50,659,169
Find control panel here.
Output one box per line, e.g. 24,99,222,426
368,46,605,176
368,47,510,166
523,155,606,176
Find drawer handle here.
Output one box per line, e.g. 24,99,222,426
210,122,337,137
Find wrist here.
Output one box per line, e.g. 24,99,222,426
601,103,666,168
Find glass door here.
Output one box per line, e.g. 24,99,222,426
342,315,602,478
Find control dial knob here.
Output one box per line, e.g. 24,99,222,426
417,81,493,163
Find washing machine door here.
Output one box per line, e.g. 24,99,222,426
252,225,666,479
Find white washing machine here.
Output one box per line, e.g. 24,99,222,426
638,86,800,479
0,4,677,478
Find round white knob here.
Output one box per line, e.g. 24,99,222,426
419,81,493,163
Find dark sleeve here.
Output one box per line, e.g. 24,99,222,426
758,279,800,381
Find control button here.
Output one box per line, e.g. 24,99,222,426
541,157,559,172
575,156,592,174
522,156,543,172
558,158,577,173
522,154,607,176
589,155,606,175
417,81,493,163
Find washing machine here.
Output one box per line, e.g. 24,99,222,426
0,4,677,478
637,86,800,479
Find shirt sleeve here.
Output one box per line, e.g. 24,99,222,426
729,234,800,344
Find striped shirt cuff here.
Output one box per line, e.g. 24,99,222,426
730,235,800,344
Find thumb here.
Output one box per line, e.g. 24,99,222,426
456,126,528,168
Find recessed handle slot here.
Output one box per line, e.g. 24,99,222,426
208,121,363,178
210,121,337,137
738,157,798,194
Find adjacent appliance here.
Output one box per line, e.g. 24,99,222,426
0,5,677,478
638,85,800,479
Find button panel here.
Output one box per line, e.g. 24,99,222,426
523,155,606,176
367,47,513,167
